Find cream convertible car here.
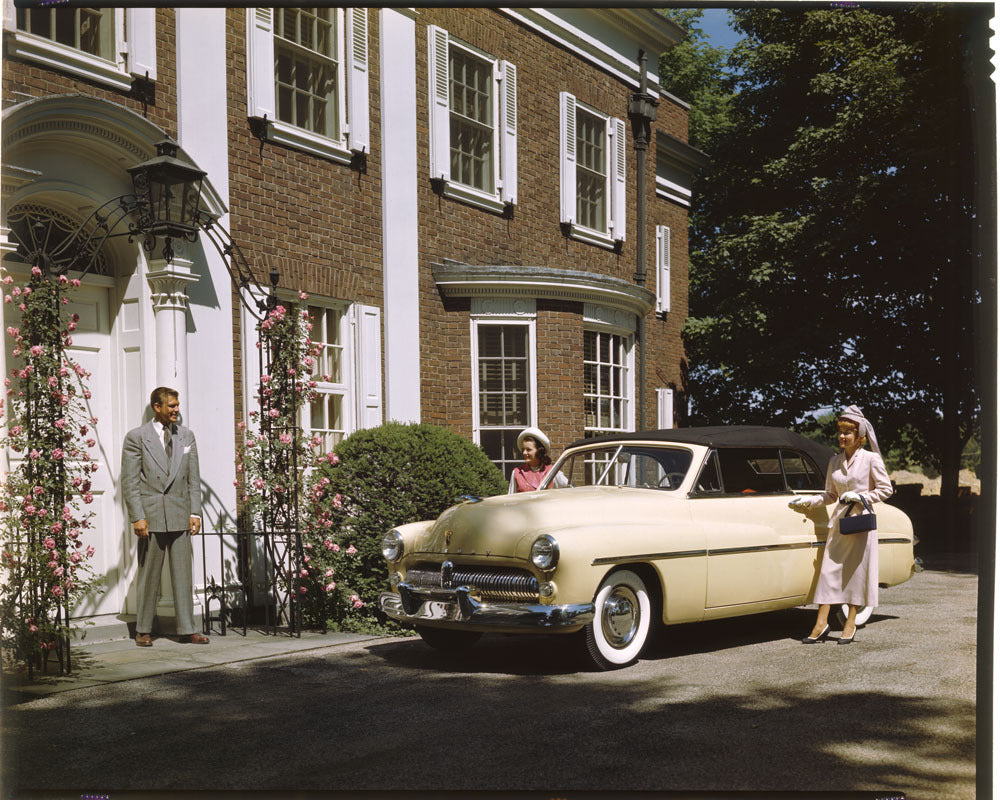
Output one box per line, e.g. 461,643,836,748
379,426,916,669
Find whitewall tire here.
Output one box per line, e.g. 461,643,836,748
583,569,652,670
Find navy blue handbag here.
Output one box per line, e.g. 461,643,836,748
839,496,876,534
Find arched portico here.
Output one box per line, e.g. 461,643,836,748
1,94,231,635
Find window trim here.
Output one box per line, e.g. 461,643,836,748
5,7,131,91
470,311,538,475
583,325,635,437
427,24,517,214
246,7,369,165
559,92,626,250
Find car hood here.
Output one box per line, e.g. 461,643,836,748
410,486,679,560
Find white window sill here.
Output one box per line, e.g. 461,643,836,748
564,222,620,251
437,180,509,215
267,120,354,165
4,30,132,91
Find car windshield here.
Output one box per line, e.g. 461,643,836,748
544,444,694,490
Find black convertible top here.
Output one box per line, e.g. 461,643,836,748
566,425,835,473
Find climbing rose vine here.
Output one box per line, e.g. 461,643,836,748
1,267,100,675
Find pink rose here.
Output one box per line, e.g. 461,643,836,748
298,586,307,595
279,433,292,444
268,409,280,418
325,453,339,466
325,568,334,577
29,345,43,357
324,582,336,592
70,552,83,563
70,279,81,288
52,448,64,460
54,418,66,429
58,274,68,285
350,594,364,609
31,266,42,277
29,624,38,633
333,494,343,509
43,537,56,550
253,478,265,490
54,566,65,577
85,546,95,558
346,544,357,556
28,449,40,460
299,568,309,578
50,522,62,534
82,492,94,504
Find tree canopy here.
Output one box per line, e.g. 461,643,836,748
660,6,990,493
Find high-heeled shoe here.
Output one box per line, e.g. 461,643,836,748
801,624,829,644
837,629,856,645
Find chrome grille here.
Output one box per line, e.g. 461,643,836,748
405,564,539,601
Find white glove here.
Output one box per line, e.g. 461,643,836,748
839,491,863,504
788,496,812,510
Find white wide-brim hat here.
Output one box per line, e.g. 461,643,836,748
516,426,551,452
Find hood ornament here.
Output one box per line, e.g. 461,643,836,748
445,530,453,547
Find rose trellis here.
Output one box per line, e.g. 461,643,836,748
236,293,320,632
1,268,100,677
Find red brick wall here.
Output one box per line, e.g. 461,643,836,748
414,10,689,439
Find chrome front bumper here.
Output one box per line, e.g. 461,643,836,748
379,583,595,630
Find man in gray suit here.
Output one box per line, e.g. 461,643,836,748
122,387,209,646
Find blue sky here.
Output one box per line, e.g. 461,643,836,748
698,8,742,50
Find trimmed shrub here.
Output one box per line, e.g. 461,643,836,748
301,422,507,631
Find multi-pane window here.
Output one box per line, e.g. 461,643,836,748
584,330,630,436
576,108,606,233
428,25,517,212
275,8,339,139
307,304,348,452
559,93,625,247
477,325,530,478
16,7,114,60
449,47,495,193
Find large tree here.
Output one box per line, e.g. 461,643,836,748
669,6,990,511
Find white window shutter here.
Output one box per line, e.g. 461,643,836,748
246,8,275,120
354,303,383,429
656,225,671,313
559,92,577,224
125,9,157,79
345,8,370,154
240,289,268,435
611,116,627,241
499,60,517,205
656,387,674,430
428,25,451,182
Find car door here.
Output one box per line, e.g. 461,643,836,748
692,448,822,612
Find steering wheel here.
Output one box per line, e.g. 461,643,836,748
658,472,686,490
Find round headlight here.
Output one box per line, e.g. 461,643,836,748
381,529,403,562
530,534,559,571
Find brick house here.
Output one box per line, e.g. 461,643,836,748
1,7,704,633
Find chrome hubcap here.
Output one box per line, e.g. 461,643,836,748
601,585,640,649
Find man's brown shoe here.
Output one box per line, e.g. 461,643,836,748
135,633,153,647
181,633,209,644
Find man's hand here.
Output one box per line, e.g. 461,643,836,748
189,516,201,535
133,519,149,538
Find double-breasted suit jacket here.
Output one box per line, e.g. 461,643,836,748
121,420,201,531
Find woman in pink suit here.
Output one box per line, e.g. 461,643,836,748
789,405,893,645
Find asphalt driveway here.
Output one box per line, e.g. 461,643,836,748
2,566,979,797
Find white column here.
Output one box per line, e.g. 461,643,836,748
380,8,421,423
145,255,198,402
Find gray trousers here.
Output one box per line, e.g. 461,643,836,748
136,531,196,635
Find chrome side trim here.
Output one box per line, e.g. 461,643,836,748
591,536,910,567
592,548,706,566
379,586,594,630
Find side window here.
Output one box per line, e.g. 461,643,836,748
716,448,786,494
694,451,722,494
781,450,824,491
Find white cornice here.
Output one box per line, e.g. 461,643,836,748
433,261,655,319
498,8,670,94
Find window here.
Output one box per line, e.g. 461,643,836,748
17,7,113,59
241,294,382,454
781,450,824,491
715,448,788,495
5,8,155,91
247,8,369,163
474,323,533,478
554,445,692,490
584,329,632,436
560,93,626,248
275,8,339,139
428,25,517,213
655,225,671,314
306,305,348,451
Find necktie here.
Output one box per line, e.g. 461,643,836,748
163,425,173,458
